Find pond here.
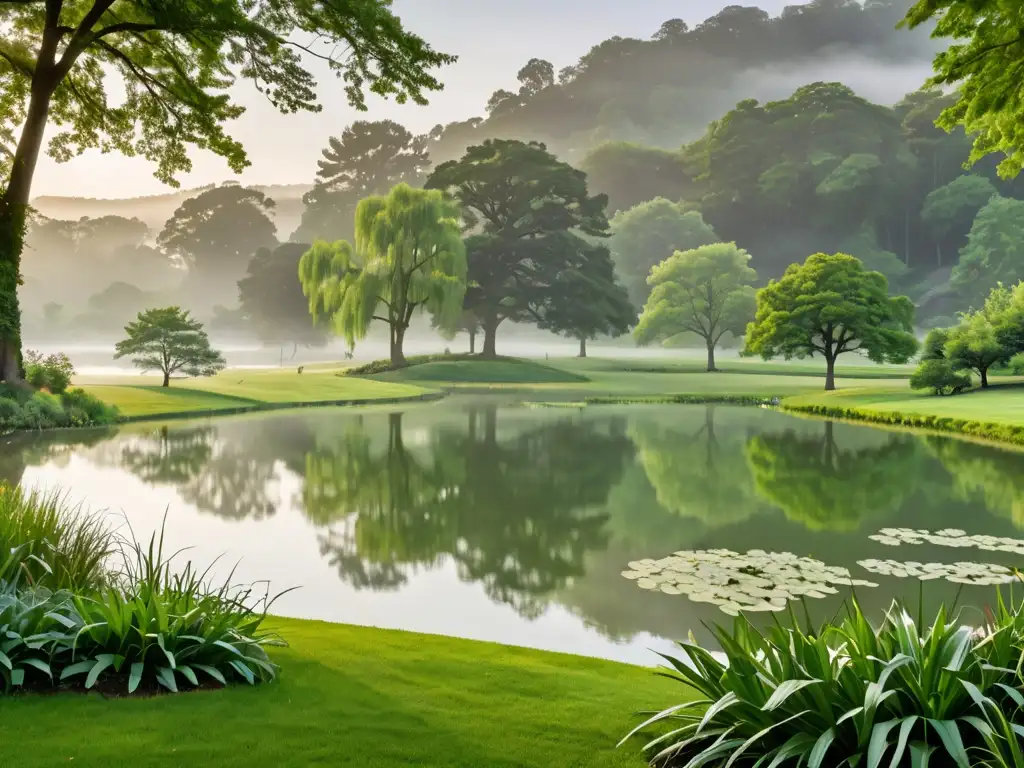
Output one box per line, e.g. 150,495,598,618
6,398,1024,666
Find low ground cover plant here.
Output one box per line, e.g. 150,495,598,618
624,596,1024,767
0,351,119,432
0,485,286,696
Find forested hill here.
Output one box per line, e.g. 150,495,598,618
424,0,940,166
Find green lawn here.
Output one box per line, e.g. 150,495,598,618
0,618,680,768
78,370,433,418
783,380,1024,426
356,355,909,398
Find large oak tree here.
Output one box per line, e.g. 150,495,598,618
425,139,611,357
0,0,454,381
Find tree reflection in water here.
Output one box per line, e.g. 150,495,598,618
301,407,634,618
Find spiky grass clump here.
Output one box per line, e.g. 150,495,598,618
625,595,1024,767
0,484,112,591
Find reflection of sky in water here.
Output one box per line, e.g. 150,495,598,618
21,455,680,667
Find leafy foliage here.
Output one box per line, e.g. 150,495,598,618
904,0,1024,177
744,253,918,390
114,307,226,386
23,349,74,394
293,120,431,244
425,139,612,356
299,184,466,367
634,243,757,371
910,359,973,396
608,199,719,307
624,595,1024,768
953,196,1024,309
238,243,329,352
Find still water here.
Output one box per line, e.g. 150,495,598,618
6,398,1024,666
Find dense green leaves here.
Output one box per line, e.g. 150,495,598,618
904,0,1024,178
744,253,918,390
425,139,614,356
625,596,1024,768
953,196,1024,309
634,243,756,371
298,184,466,366
608,199,719,307
114,306,226,386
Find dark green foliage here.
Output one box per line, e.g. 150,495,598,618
953,196,1024,309
426,139,613,357
921,327,950,360
23,350,74,394
910,358,973,395
114,307,226,387
625,596,1024,767
292,120,431,244
0,386,117,432
238,243,329,352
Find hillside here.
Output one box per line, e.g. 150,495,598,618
31,182,313,237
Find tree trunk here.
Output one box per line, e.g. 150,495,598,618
904,209,911,266
981,367,989,388
390,325,408,367
825,355,836,391
162,370,170,387
578,337,587,358
469,330,476,355
481,317,499,359
705,339,716,372
936,241,942,268
0,32,60,383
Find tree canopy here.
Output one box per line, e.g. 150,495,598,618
298,184,466,366
114,306,225,387
157,184,278,293
238,242,328,353
608,199,719,308
904,0,1024,178
635,242,757,371
292,120,431,244
744,253,918,390
0,0,455,382
425,139,611,357
953,196,1024,309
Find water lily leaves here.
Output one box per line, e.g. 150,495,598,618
621,549,876,616
867,528,1024,556
857,558,1014,586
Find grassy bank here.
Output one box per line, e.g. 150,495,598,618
782,381,1024,445
360,355,907,398
0,617,678,768
78,369,435,418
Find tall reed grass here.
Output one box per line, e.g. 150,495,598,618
0,484,112,591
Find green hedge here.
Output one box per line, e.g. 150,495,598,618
0,387,120,433
783,402,1024,446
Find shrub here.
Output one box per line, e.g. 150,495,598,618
624,597,1024,767
1009,352,1024,375
909,358,973,395
23,350,75,394
0,397,23,428
60,387,120,426
0,517,287,695
19,391,70,429
0,484,113,592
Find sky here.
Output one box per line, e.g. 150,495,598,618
31,0,797,200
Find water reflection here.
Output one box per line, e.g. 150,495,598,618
9,401,1024,661
746,421,924,531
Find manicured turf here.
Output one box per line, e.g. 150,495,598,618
360,356,909,397
0,618,680,768
79,370,433,418
372,358,589,384
784,381,1024,426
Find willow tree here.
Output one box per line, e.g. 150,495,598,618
298,184,466,367
0,1,454,382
